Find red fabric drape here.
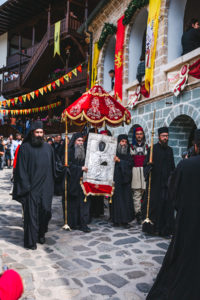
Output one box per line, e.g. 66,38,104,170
82,181,114,197
189,58,200,79
141,84,150,98
114,16,125,101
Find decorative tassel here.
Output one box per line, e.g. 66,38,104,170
84,197,87,203
81,112,84,121
109,197,112,204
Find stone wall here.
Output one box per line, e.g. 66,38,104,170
111,87,200,165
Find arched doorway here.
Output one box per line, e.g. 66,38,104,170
103,35,116,91
128,8,148,82
169,115,196,164
168,0,187,62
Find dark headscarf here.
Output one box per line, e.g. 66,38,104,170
69,132,83,149
158,127,168,135
117,134,130,153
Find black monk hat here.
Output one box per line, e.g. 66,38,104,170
30,120,43,132
194,129,200,144
158,127,168,135
69,132,83,148
118,134,129,143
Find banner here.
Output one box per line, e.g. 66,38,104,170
0,64,83,108
91,42,100,88
54,21,61,57
145,0,161,91
1,101,61,116
114,16,125,101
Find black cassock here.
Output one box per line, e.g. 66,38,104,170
13,142,55,248
67,147,90,229
147,155,200,300
111,152,134,224
143,142,175,235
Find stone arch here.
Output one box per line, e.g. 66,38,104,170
168,115,197,164
164,103,200,128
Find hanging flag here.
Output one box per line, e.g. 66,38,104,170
47,84,52,92
91,42,100,87
68,72,72,79
54,21,61,57
145,0,161,91
35,90,39,98
59,77,65,85
43,86,48,93
63,74,69,81
77,64,82,73
114,15,125,101
39,88,44,95
30,91,35,99
51,82,56,90
72,68,77,77
22,95,26,102
55,79,60,87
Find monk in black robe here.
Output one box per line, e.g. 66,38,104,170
67,132,91,232
143,127,175,236
111,134,134,228
147,129,200,300
13,121,55,250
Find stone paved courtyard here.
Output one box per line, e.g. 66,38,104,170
0,169,170,300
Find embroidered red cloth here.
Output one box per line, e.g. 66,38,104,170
114,16,125,101
62,85,131,127
189,58,200,79
82,181,114,197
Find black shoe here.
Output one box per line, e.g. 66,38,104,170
122,223,131,229
38,237,45,244
80,226,91,233
136,212,142,225
25,245,37,250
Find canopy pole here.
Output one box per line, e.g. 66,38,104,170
63,119,71,231
142,110,156,228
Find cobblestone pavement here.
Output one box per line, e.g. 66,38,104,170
0,169,170,300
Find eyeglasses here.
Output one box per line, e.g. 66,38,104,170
160,134,168,137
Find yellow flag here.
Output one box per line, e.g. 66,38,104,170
145,0,161,91
54,21,61,57
63,74,69,82
55,79,60,87
72,68,77,77
91,42,100,87
30,92,35,99
39,88,44,95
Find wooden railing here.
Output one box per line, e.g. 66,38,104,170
2,15,83,94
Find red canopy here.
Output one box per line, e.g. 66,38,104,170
62,85,131,127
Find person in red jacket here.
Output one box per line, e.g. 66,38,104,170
0,269,24,300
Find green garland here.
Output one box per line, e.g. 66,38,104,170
123,0,149,25
98,23,117,50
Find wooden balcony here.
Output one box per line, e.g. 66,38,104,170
2,15,83,97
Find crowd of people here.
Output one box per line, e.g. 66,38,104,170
2,120,199,299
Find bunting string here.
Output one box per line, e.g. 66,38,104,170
0,101,61,116
1,64,83,108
